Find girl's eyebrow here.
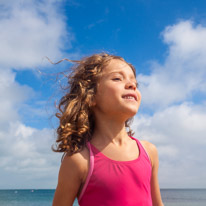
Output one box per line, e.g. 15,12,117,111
108,71,136,80
108,71,124,76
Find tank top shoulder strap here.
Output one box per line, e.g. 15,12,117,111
78,142,94,202
130,136,152,165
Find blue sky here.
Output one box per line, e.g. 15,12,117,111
0,0,206,189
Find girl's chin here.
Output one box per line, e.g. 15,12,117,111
124,106,139,115
123,109,138,119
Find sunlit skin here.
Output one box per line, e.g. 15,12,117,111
52,59,164,206
92,59,141,123
91,59,142,160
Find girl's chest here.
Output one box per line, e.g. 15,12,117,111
85,158,152,203
92,140,140,161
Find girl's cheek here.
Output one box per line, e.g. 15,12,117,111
137,90,142,101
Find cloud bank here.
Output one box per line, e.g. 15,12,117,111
0,0,71,189
134,20,206,188
139,21,206,108
0,0,74,69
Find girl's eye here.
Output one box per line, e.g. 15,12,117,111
112,77,122,81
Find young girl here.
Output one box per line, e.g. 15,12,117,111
52,53,164,206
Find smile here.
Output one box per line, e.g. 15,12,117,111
122,94,137,101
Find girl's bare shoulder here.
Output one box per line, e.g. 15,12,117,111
140,140,157,153
53,147,90,206
60,146,90,180
140,140,159,167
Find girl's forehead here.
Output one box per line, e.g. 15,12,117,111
103,59,135,76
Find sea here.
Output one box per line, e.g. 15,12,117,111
0,189,206,206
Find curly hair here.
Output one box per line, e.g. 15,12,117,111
52,53,136,155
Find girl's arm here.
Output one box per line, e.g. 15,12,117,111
52,149,89,206
141,141,164,206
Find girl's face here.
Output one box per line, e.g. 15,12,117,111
92,59,141,121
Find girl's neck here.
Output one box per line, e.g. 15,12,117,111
91,116,130,147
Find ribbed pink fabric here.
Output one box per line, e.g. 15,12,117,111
78,137,152,206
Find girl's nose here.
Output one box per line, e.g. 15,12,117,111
125,80,136,90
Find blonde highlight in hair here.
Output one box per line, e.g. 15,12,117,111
52,53,136,155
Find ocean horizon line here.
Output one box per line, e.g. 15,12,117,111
0,188,206,190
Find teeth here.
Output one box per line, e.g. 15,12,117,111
123,96,135,100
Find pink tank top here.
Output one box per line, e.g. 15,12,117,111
78,137,152,206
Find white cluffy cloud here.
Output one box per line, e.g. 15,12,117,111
133,20,206,188
133,103,206,188
0,0,74,69
0,121,61,189
0,0,70,189
0,67,62,189
138,20,206,108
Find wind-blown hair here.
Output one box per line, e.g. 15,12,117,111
53,53,136,155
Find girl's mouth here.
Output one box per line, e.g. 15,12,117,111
122,94,137,101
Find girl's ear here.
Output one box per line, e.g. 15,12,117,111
91,97,96,107
88,94,96,107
